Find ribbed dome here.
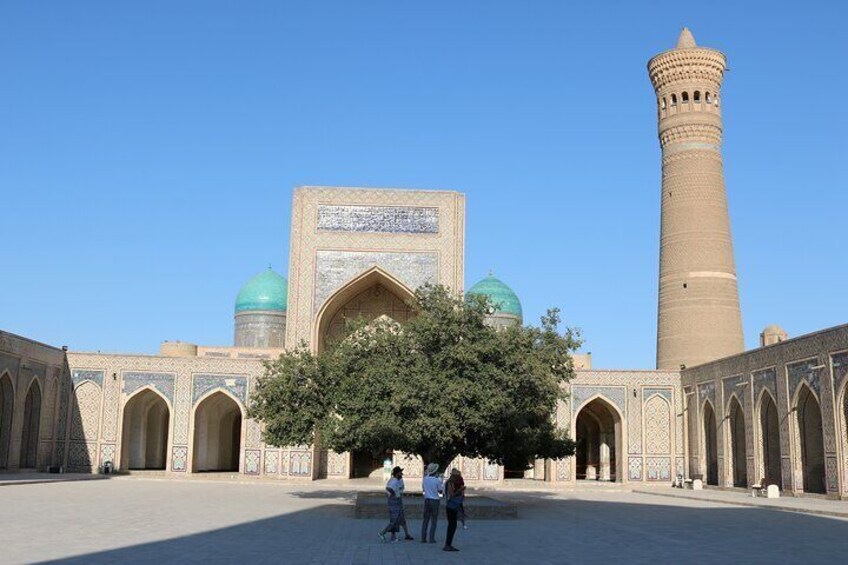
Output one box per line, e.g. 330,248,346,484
467,274,522,318
235,268,288,313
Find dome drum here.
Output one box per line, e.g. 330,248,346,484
234,268,289,349
467,274,523,327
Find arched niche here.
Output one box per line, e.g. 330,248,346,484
727,395,747,487
703,400,719,485
192,391,243,472
19,380,42,469
574,396,623,482
0,373,14,469
795,384,825,494
121,388,170,470
758,390,781,487
313,266,416,353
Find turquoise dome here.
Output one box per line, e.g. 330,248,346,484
467,274,522,318
235,268,288,313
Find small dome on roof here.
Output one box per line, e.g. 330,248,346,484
235,268,288,313
467,273,522,318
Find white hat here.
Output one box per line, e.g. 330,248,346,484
424,463,439,476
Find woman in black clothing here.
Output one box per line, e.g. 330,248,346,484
443,468,465,552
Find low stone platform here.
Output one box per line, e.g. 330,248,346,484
354,492,518,519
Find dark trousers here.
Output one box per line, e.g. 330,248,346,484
421,498,440,542
445,506,458,547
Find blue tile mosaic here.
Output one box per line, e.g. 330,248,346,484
72,370,104,388
317,205,439,234
831,352,848,391
572,385,626,415
722,374,748,408
697,381,716,407
0,353,21,378
646,457,671,481
314,250,439,313
629,457,643,480
192,374,248,404
122,372,175,403
172,446,188,472
643,387,672,402
787,359,821,398
752,368,777,404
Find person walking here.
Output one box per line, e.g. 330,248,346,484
379,466,414,543
420,463,443,543
443,468,465,552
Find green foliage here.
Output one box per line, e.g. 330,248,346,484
250,284,581,471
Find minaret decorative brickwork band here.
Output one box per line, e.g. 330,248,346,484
648,28,744,370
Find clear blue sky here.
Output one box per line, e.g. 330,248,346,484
1,1,846,368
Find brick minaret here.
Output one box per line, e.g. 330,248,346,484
648,28,744,370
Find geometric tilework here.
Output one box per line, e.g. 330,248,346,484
71,381,101,441
122,372,175,404
172,446,187,472
646,457,671,481
99,443,115,467
644,395,671,454
572,385,626,416
484,461,499,481
721,374,747,410
327,450,347,477
174,375,191,445
72,370,103,388
281,450,290,476
462,458,481,480
629,457,643,480
314,250,439,314
628,392,642,454
787,359,821,399
832,352,848,394
697,381,716,408
245,450,261,475
192,374,248,405
290,450,312,476
557,458,571,481
264,450,279,475
826,457,838,492
102,373,120,442
644,388,672,402
245,419,262,448
752,368,777,406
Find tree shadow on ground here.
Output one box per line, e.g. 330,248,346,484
30,495,848,565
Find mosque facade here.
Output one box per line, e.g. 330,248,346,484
2,29,848,497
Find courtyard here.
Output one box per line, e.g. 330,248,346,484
1,478,846,564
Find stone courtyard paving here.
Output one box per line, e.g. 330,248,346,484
1,478,847,564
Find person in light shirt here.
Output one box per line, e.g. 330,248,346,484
379,466,414,542
420,463,443,543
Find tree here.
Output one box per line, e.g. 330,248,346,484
250,284,581,472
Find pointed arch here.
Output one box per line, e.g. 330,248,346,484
192,389,244,472
702,398,719,485
19,379,43,468
794,383,825,493
313,266,417,353
644,393,672,455
757,388,781,487
0,372,14,469
70,380,102,442
120,386,171,470
727,395,747,487
574,395,623,482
